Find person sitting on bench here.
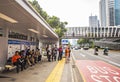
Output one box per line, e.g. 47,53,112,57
12,51,21,73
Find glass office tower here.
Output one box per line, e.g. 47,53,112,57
99,0,120,26
115,0,120,26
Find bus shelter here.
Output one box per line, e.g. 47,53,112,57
0,0,59,71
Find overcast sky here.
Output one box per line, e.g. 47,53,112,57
37,0,100,27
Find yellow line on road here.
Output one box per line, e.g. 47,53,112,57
46,58,65,82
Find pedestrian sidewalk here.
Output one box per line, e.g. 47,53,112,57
0,57,75,82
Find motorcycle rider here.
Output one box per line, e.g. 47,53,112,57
94,47,98,55
103,47,108,55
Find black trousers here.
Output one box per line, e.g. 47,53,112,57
34,57,37,63
13,61,25,73
38,55,42,61
58,52,62,61
52,54,56,61
13,62,19,73
48,55,51,62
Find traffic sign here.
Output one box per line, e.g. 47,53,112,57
61,39,69,44
76,60,120,82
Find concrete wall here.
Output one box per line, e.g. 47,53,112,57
95,41,120,50
0,37,8,71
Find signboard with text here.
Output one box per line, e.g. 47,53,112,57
61,39,69,44
76,60,120,82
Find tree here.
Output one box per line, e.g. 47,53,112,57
29,0,48,20
29,0,68,39
55,28,67,38
77,39,83,44
47,16,60,29
47,16,67,38
77,38,94,47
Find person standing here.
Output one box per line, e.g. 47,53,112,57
54,45,58,61
68,46,71,58
65,46,71,63
46,45,49,60
52,45,58,61
37,49,42,62
58,45,63,61
46,45,51,62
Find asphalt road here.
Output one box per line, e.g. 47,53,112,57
72,48,120,68
71,48,120,82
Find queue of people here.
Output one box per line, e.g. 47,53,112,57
11,44,71,73
46,45,62,62
45,44,71,63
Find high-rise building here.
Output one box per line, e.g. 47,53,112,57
89,15,99,27
99,0,107,26
108,0,115,26
115,0,120,26
99,0,120,26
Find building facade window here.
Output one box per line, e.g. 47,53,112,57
115,0,120,26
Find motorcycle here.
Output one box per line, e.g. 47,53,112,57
103,51,108,55
94,51,98,55
94,47,98,55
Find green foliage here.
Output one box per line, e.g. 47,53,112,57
29,0,67,38
77,38,94,48
29,0,48,20
47,16,60,29
77,38,89,44
68,42,71,46
91,41,95,48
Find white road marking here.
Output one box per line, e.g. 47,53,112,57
71,51,76,60
72,50,120,67
85,52,120,67
80,53,86,57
